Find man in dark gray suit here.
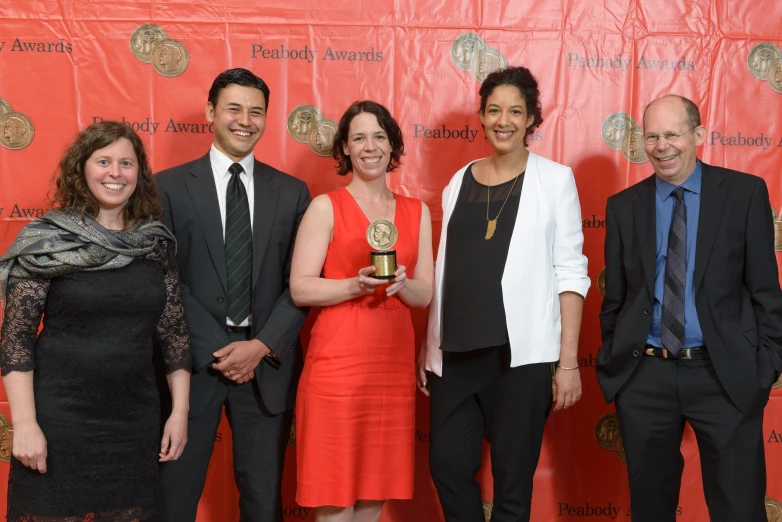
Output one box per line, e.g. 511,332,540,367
155,68,311,522
597,94,782,522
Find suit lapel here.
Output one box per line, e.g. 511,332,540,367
693,163,726,290
251,160,279,289
633,175,656,296
185,154,228,293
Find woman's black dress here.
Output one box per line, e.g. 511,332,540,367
0,240,190,522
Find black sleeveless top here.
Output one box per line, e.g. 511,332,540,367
440,163,524,352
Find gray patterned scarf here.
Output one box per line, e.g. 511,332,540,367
0,208,175,306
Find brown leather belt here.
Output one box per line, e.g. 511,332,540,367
644,346,709,360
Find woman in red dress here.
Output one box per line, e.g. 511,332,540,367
291,101,433,522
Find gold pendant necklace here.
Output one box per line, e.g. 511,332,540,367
485,165,521,240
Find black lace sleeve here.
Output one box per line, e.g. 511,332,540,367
152,239,192,373
0,278,50,375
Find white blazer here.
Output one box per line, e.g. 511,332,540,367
425,152,591,376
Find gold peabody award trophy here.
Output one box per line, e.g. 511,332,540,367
366,218,398,280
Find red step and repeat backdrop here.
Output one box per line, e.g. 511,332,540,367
1,1,782,520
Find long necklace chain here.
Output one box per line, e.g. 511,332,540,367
485,164,521,240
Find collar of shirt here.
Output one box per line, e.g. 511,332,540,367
655,160,702,200
209,144,255,181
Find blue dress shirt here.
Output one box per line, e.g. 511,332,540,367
646,161,704,348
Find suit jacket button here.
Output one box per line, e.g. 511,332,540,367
633,350,640,357
217,297,225,303
643,309,650,315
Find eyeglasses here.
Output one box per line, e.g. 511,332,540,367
643,125,698,145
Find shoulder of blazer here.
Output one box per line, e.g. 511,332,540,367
607,173,655,207
529,152,572,179
253,160,308,192
155,154,210,186
702,161,759,188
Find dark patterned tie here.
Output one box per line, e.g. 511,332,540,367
225,163,252,324
661,187,686,355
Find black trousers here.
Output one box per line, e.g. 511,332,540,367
156,331,293,522
615,355,766,522
429,347,553,522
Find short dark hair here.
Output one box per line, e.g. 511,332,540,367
332,101,404,176
478,66,544,147
51,120,160,225
643,94,701,128
207,68,270,110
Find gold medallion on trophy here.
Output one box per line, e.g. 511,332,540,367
130,24,169,63
768,59,782,94
621,126,648,164
287,104,323,144
602,113,635,151
451,33,487,72
0,98,12,116
748,42,782,81
367,218,398,280
151,39,190,77
308,118,338,157
0,111,35,150
471,47,508,83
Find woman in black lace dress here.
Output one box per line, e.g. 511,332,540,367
0,121,191,521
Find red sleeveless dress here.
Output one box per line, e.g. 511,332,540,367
295,188,420,507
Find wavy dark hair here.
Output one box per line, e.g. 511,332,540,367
51,120,161,225
332,101,404,176
478,66,544,147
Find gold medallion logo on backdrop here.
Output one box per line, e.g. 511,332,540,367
288,415,296,448
0,412,13,463
594,413,626,462
772,206,782,254
0,98,12,116
601,112,647,164
450,33,507,83
748,43,782,94
130,24,190,77
286,104,337,156
482,501,492,522
597,267,606,296
0,100,35,151
766,496,782,522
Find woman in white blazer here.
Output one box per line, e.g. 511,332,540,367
417,66,590,522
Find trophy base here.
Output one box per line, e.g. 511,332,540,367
370,250,397,280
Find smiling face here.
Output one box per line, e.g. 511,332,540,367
479,84,534,155
643,96,706,185
83,137,139,220
342,111,391,180
207,83,267,162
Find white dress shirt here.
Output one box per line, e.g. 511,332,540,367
210,144,255,326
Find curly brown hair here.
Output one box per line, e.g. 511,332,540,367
51,121,161,225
